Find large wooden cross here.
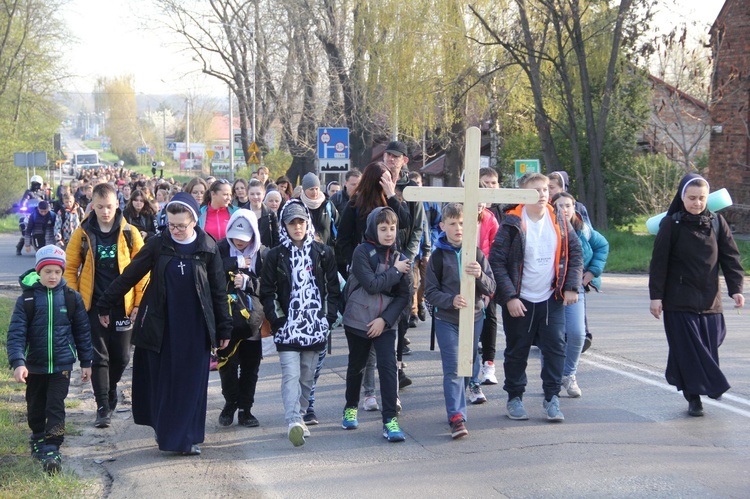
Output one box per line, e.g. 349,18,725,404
402,127,539,376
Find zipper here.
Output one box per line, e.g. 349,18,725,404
47,288,53,373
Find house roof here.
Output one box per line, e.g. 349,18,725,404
648,74,708,111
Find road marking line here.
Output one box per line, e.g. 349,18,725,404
581,356,750,419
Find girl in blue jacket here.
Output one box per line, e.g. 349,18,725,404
552,192,609,398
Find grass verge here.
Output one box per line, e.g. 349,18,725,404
601,229,750,274
0,297,94,497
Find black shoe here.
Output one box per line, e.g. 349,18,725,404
398,369,412,390
303,411,319,425
402,345,412,356
418,303,427,322
16,250,22,256
408,315,418,328
41,448,62,474
29,435,45,460
404,336,411,346
219,403,237,426
95,405,111,428
688,397,704,417
238,409,259,427
582,335,592,353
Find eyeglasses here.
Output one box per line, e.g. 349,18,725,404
167,223,191,232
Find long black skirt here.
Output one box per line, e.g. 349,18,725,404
663,311,730,398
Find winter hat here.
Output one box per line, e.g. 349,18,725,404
166,191,200,222
302,172,321,191
35,245,66,273
282,200,310,224
226,209,257,242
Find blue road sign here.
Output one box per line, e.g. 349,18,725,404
168,142,177,152
137,147,149,154
317,127,349,160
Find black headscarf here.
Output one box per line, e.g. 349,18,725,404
667,173,712,229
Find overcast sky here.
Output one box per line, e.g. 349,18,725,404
60,0,726,98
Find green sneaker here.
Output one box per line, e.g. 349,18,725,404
382,417,405,442
342,407,358,429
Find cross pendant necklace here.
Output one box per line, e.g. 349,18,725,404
177,261,186,276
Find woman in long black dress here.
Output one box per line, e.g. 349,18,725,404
97,192,232,454
649,173,744,417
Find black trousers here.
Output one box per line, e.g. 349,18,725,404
218,339,263,409
88,307,132,407
26,371,70,448
480,301,498,363
344,328,399,421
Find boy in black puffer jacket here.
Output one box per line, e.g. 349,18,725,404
6,245,92,474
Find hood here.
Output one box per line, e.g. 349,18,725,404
84,208,124,235
363,206,398,249
225,208,261,257
278,199,315,249
549,171,569,191
667,173,709,216
433,232,461,252
19,269,67,291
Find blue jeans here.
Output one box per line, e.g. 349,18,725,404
279,350,320,424
306,348,327,413
563,289,586,377
435,317,483,423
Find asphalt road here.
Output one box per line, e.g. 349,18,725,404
1,234,748,497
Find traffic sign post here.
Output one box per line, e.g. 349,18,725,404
317,127,350,172
514,159,541,180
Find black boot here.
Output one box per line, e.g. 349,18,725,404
219,402,237,426
398,368,412,390
685,393,704,417
238,408,259,427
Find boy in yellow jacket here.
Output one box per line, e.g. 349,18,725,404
64,183,148,428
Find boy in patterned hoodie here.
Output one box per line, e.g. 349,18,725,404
260,200,339,447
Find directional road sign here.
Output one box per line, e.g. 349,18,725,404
317,127,350,172
514,159,541,180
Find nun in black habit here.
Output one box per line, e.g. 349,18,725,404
649,173,744,417
97,192,232,455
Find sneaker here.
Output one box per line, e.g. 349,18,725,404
303,410,319,426
382,417,406,442
219,403,237,426
468,382,487,404
402,345,412,355
449,415,468,439
238,409,259,427
342,407,359,429
41,448,62,474
95,405,111,428
480,361,498,385
288,422,305,447
363,396,380,411
408,315,418,328
418,303,427,322
404,336,411,346
29,435,45,460
543,395,565,422
562,375,582,398
506,397,529,420
300,421,311,437
398,369,412,390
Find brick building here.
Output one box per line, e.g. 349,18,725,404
641,75,710,168
709,0,750,230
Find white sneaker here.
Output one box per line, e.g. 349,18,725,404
363,396,380,411
300,421,311,437
288,422,305,447
468,382,487,404
480,361,498,385
562,375,582,398
396,397,402,413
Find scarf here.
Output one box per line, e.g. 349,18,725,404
300,190,325,210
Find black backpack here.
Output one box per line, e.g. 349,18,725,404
23,286,77,325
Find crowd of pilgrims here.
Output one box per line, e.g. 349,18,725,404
12,144,743,458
